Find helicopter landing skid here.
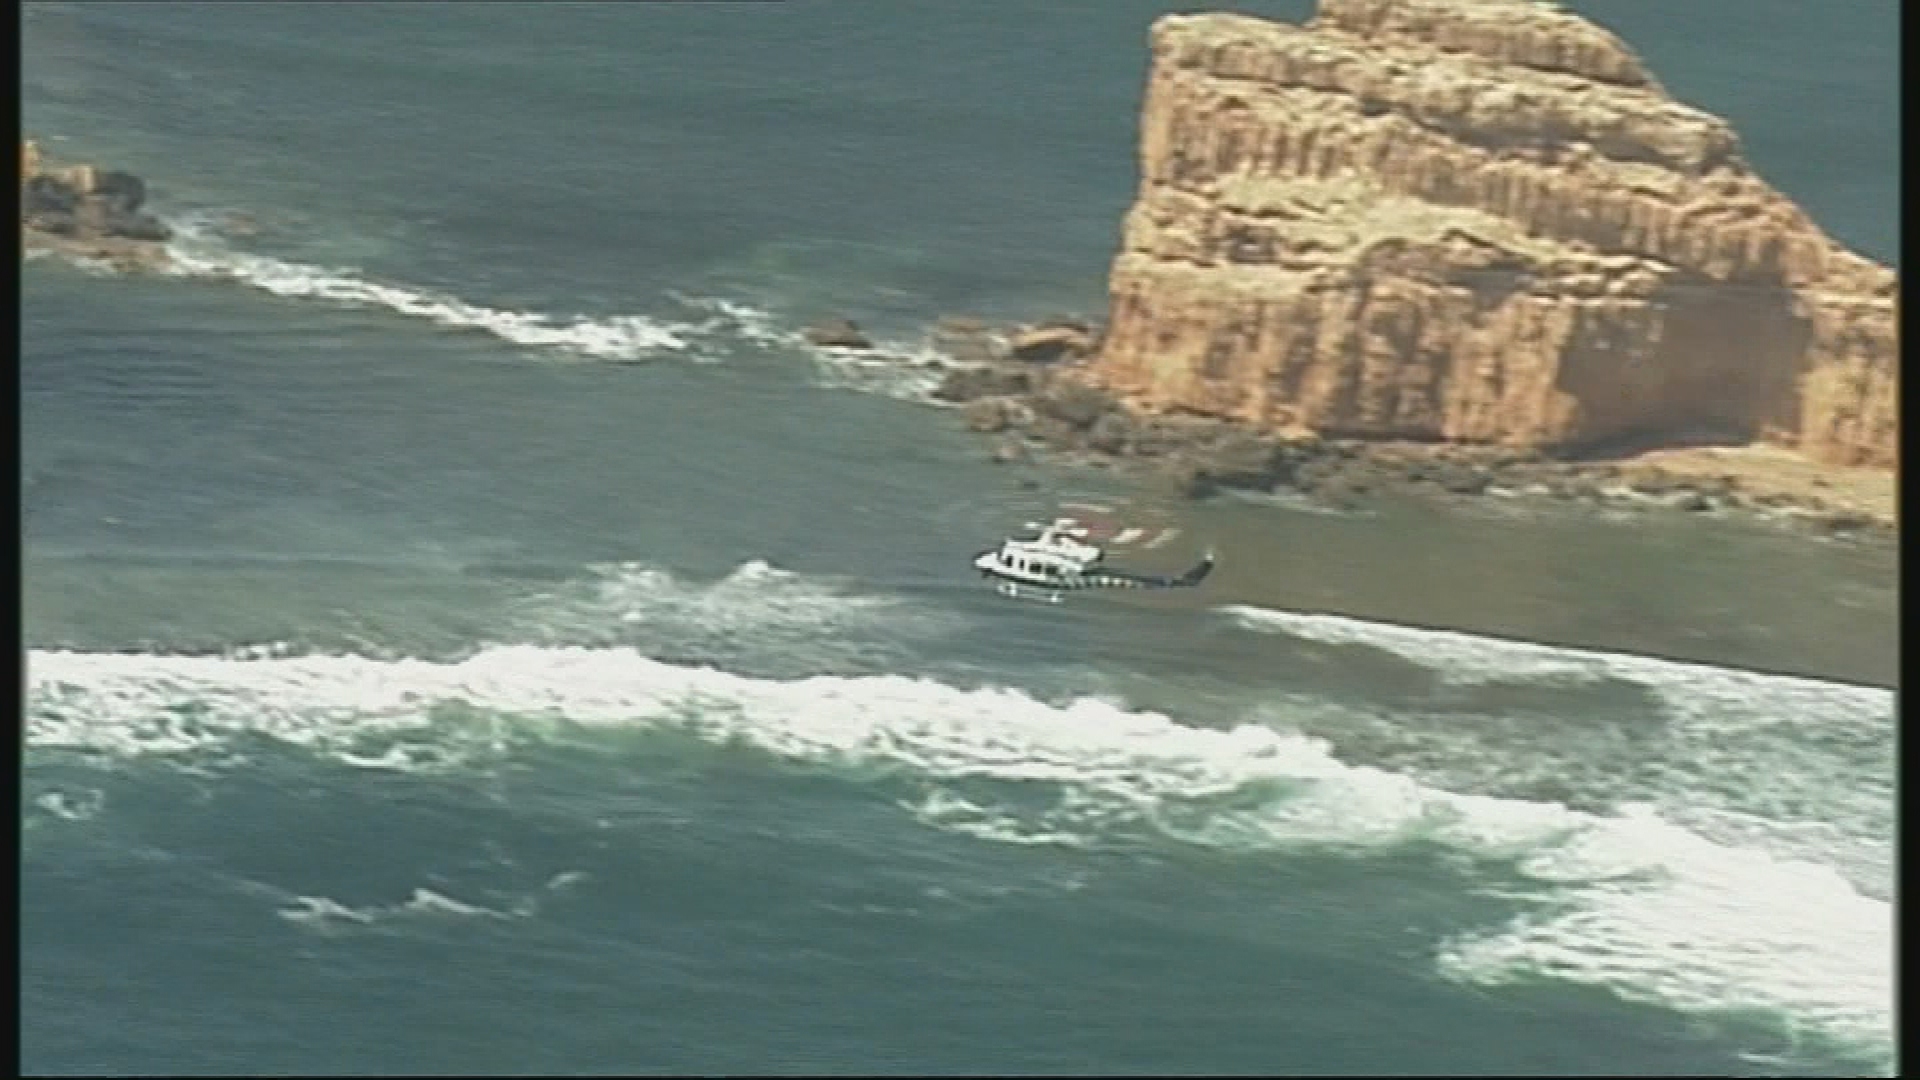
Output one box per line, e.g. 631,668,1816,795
996,581,1063,605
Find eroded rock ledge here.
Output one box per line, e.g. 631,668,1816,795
926,317,1891,541
1086,0,1896,471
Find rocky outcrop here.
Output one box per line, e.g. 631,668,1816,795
1088,0,1897,469
1006,317,1102,364
935,354,1893,539
801,317,874,350
22,140,172,270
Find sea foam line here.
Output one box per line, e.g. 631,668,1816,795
1220,604,1895,706
157,219,702,361
24,641,1892,1068
151,223,954,401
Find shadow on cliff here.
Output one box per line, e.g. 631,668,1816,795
1548,276,1812,461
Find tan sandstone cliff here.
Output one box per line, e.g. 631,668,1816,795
1089,0,1897,468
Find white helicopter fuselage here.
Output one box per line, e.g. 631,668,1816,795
972,525,1102,590
973,516,1214,601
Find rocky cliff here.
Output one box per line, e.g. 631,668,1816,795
1089,0,1897,468
22,139,173,270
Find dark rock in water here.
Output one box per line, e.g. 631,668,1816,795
1022,412,1081,449
1205,432,1288,487
72,198,116,232
25,209,78,235
1292,454,1347,492
962,398,1010,434
1813,510,1874,536
1672,491,1712,512
112,213,171,242
1430,460,1491,495
936,315,991,336
934,364,1034,404
1121,420,1181,461
1755,491,1810,511
1030,379,1115,430
1544,476,1584,500
22,173,78,216
1324,473,1372,502
990,439,1031,465
1167,459,1218,499
1086,410,1136,455
73,197,171,242
1625,467,1684,496
961,396,1032,434
931,314,1008,365
1691,474,1736,500
801,317,873,350
1166,431,1291,499
91,169,147,211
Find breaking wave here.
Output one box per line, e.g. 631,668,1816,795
670,293,954,403
24,639,1892,1070
499,557,954,674
262,868,590,933
159,224,697,362
1219,604,1896,897
136,222,955,401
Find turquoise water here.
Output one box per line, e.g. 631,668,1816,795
23,2,1898,1074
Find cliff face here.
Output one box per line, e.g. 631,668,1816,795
1090,0,1897,468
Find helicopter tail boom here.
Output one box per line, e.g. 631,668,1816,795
1083,552,1214,591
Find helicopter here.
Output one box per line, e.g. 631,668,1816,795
972,512,1213,603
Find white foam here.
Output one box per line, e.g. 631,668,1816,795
807,342,952,404
1436,804,1893,1067
161,225,693,362
277,887,510,933
1220,605,1895,890
505,558,946,667
1227,606,1892,714
25,246,125,277
55,215,961,399
904,789,1095,850
150,226,958,399
23,641,1892,1064
1224,604,1631,685
1220,603,1893,1067
562,558,888,630
671,293,955,404
1220,608,1896,793
668,293,793,350
31,788,105,823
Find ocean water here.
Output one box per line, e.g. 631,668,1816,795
21,2,1899,1076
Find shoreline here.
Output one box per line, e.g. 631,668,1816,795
894,320,1896,544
